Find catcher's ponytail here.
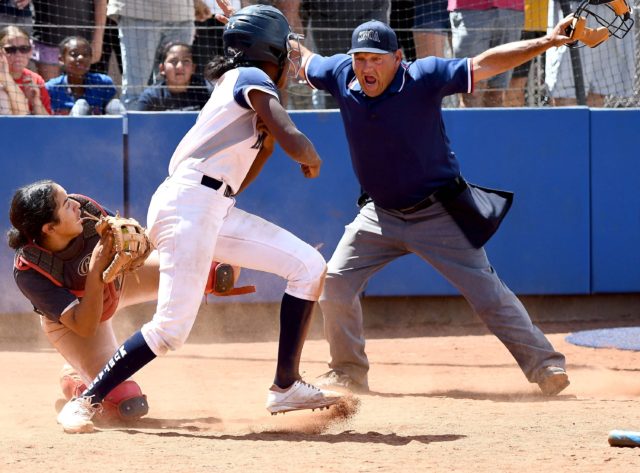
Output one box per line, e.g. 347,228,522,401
6,228,28,250
7,180,58,249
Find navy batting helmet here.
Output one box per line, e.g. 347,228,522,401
223,4,292,69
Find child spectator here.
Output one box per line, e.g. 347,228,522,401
106,0,196,108
132,42,210,111
0,25,50,115
31,0,106,81
45,36,124,115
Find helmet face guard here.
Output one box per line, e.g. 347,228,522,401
285,32,305,78
574,0,634,40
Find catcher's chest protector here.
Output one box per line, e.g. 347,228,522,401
15,195,121,316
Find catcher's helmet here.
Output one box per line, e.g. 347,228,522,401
223,4,293,73
574,0,634,40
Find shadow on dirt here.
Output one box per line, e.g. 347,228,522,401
115,428,466,445
365,389,578,402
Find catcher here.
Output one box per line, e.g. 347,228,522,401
7,179,248,424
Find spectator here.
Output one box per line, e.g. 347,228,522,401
90,17,122,78
0,25,50,115
545,0,636,107
132,42,210,111
45,36,124,115
413,0,450,59
0,0,33,33
391,0,417,61
192,0,241,76
300,0,392,108
271,0,315,109
107,0,196,108
31,0,106,81
504,0,548,107
301,0,391,56
449,0,524,107
0,48,28,114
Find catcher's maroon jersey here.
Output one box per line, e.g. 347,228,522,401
13,195,116,322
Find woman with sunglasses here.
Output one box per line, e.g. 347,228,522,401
0,25,50,115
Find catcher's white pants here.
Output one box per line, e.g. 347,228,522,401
141,171,326,356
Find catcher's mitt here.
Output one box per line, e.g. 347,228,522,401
93,213,153,283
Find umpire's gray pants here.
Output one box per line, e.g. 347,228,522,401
318,201,566,388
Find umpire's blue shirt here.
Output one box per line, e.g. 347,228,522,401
306,54,472,210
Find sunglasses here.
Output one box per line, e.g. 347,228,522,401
3,45,32,54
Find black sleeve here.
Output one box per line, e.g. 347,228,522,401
14,268,78,322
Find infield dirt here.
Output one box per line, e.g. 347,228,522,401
2,323,640,473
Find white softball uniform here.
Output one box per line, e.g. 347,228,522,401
141,67,326,356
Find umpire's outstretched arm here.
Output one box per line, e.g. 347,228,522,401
472,15,575,83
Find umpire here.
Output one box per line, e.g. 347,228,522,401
295,15,577,396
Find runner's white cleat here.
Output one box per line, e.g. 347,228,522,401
266,380,343,415
57,396,101,433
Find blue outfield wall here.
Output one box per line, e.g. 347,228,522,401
0,108,637,310
590,109,640,293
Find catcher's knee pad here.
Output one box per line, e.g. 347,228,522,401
100,380,149,421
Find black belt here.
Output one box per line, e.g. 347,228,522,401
201,175,233,197
396,176,467,214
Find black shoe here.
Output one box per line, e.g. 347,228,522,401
537,366,570,396
315,369,369,394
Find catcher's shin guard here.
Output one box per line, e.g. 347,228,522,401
205,262,256,297
100,380,149,421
